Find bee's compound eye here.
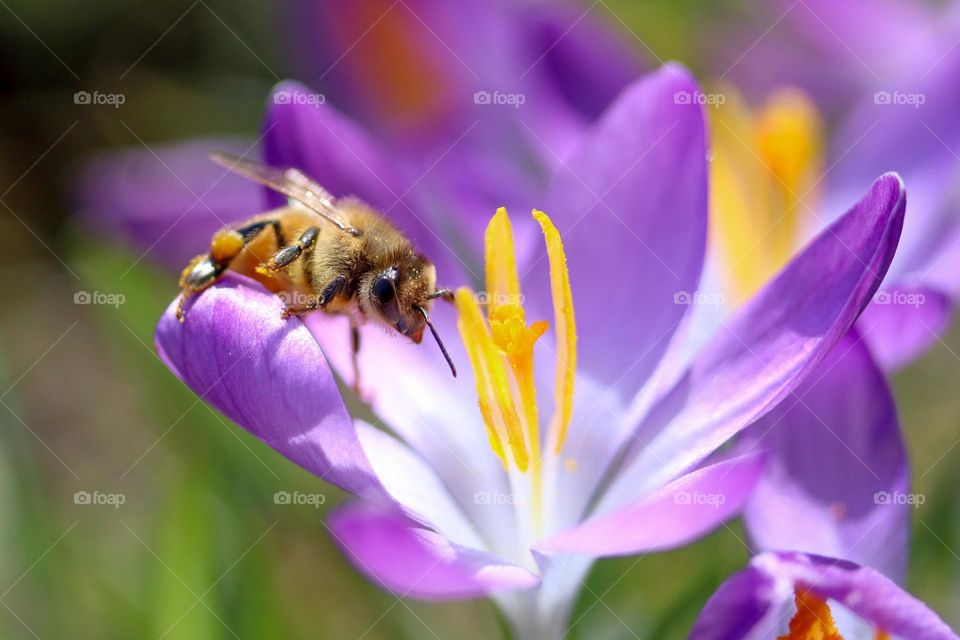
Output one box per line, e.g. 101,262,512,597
372,273,396,306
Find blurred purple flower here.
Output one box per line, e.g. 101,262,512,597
154,66,906,637
703,1,960,369
689,333,958,638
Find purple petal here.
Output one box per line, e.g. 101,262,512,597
742,331,910,583
155,274,386,501
261,81,405,211
328,501,540,601
261,81,467,283
536,63,708,398
535,451,765,557
858,285,952,371
353,420,488,548
690,551,959,640
302,309,520,556
74,138,262,268
602,173,906,511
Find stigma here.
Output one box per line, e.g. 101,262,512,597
455,208,577,475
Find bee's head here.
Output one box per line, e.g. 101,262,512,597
364,254,456,376
365,255,436,343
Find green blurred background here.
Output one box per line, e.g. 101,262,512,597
0,0,957,638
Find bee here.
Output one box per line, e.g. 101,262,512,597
176,152,456,377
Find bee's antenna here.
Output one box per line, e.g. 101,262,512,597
415,305,457,377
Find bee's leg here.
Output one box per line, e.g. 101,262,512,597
257,226,319,275
235,219,285,248
280,274,347,318
427,288,455,303
349,316,362,395
176,219,284,321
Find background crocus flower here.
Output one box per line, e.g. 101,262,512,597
703,82,954,370
700,2,960,371
73,0,642,276
154,65,907,637
690,552,958,640
688,324,959,638
282,0,643,150
706,0,960,116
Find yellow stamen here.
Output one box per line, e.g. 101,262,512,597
778,590,843,640
485,207,522,315
455,289,529,471
533,210,577,453
709,86,823,303
455,208,578,533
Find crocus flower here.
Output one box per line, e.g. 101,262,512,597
155,65,907,637
688,320,959,638
703,83,953,370
691,552,958,640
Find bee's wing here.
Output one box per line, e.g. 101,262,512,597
210,151,353,233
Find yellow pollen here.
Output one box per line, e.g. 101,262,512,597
210,229,244,263
709,86,823,303
778,590,843,640
455,208,578,531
